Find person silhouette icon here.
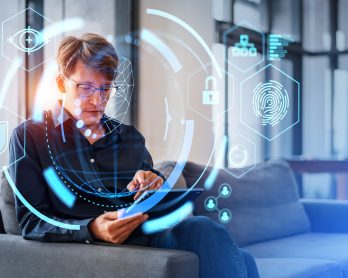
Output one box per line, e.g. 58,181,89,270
221,211,229,221
219,209,232,224
205,197,217,211
221,186,229,196
219,184,232,198
207,199,215,209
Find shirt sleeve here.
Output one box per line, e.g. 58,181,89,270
8,124,95,243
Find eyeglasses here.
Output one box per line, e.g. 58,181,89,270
64,76,117,100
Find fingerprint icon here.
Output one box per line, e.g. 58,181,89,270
252,80,289,126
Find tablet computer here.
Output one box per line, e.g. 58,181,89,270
125,188,204,219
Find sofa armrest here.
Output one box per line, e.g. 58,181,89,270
0,234,199,278
300,199,348,233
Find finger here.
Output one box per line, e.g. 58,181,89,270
114,222,141,244
127,179,139,191
116,214,148,241
133,178,156,200
149,176,163,190
109,216,145,239
155,180,163,189
117,214,148,235
145,171,157,180
133,174,163,199
142,172,159,187
118,211,143,221
145,179,157,191
104,208,126,220
151,175,162,186
117,221,145,244
110,212,144,229
134,170,146,185
103,211,119,220
133,183,149,200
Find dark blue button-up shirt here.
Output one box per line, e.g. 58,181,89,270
8,102,162,243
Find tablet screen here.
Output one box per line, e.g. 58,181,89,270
126,188,204,219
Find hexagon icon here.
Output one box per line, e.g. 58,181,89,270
240,63,300,141
1,7,55,71
223,22,265,73
0,105,26,169
187,62,234,122
223,134,256,178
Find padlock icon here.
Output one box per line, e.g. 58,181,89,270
202,76,219,105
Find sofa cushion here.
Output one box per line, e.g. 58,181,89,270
0,234,199,278
255,258,344,278
0,173,20,235
183,159,311,247
245,233,348,277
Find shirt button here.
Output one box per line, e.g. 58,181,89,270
98,188,102,192
90,158,95,163
85,240,90,244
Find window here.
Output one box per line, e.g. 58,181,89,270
215,0,348,199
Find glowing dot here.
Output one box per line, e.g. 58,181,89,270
84,129,92,137
76,120,84,129
125,35,132,44
92,134,97,139
74,108,81,116
181,119,185,125
107,35,113,42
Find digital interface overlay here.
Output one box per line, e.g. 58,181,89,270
0,8,301,234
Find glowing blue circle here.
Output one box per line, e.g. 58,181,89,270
76,119,84,129
84,129,91,137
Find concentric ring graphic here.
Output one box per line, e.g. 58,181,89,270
252,80,289,126
228,144,248,168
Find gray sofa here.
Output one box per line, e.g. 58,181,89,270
2,159,348,277
182,160,348,278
